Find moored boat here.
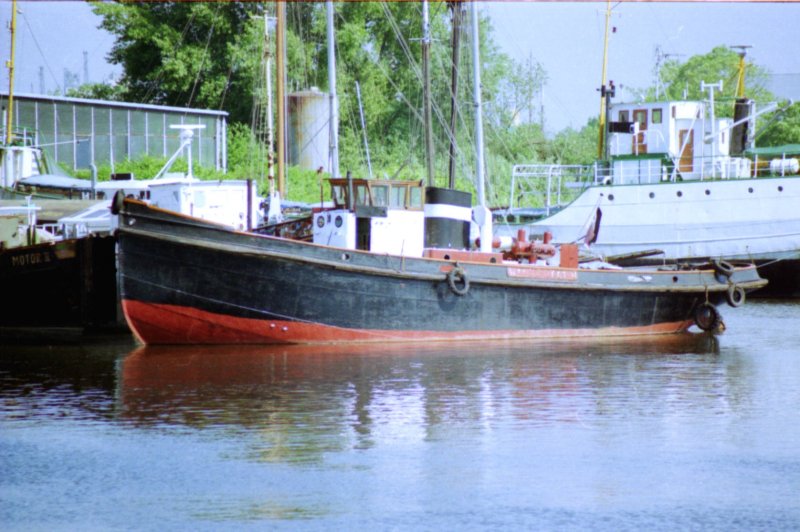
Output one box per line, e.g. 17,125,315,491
497,44,800,297
113,179,765,345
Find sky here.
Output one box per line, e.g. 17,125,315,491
484,2,800,133
2,1,799,135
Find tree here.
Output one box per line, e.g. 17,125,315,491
637,45,798,147
66,82,126,101
656,46,772,117
90,2,550,203
92,2,266,123
756,102,800,147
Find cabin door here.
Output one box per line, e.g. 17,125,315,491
632,109,648,154
678,129,694,174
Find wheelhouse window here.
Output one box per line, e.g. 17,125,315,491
652,108,663,124
328,178,425,210
371,185,389,206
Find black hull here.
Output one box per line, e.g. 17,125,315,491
751,259,800,298
0,236,120,340
115,199,765,345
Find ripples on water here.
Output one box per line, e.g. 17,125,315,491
1,301,799,530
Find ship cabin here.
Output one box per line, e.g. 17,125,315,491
313,178,426,256
607,100,749,184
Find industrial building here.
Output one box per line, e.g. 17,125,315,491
0,92,227,173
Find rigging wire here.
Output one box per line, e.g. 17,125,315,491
18,12,60,94
186,14,217,109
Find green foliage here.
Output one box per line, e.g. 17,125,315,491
91,1,547,205
66,83,126,101
656,46,773,117
756,102,800,147
92,2,265,123
548,119,600,165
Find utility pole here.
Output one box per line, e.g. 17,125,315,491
5,0,18,144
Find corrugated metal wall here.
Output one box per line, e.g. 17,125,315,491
1,93,227,173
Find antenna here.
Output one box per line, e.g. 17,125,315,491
654,45,683,99
152,124,206,180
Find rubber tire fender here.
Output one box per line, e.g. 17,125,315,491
726,284,746,308
713,259,735,278
447,266,470,296
693,302,722,332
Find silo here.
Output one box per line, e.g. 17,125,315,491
288,87,330,172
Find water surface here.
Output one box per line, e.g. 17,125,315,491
2,301,799,530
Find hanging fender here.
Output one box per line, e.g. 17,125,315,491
693,302,722,332
447,266,470,296
726,284,746,307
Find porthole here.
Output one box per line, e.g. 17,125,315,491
778,186,784,192
748,187,754,193
673,276,679,283
316,216,325,228
608,194,615,201
677,191,683,198
341,252,351,261
443,254,451,260
335,215,343,228
705,189,711,196
649,192,655,199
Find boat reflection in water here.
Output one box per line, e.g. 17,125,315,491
119,334,741,462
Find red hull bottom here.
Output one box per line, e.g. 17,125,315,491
122,300,694,345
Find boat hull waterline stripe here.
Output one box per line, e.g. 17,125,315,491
122,300,693,345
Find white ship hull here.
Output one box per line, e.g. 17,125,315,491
519,175,800,296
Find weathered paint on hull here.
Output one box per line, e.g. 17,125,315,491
115,198,766,345
122,300,694,345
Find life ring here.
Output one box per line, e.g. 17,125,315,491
713,259,735,279
726,284,746,307
693,302,722,332
447,266,470,296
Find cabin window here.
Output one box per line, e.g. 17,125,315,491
619,110,629,122
410,188,423,208
390,186,406,208
652,109,662,124
355,185,367,206
331,185,346,207
371,185,389,206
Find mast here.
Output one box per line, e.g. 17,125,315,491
470,1,491,253
5,0,17,145
422,0,435,187
447,1,463,189
275,1,287,196
326,1,339,178
264,13,275,196
596,0,612,160
730,45,752,155
732,45,751,99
